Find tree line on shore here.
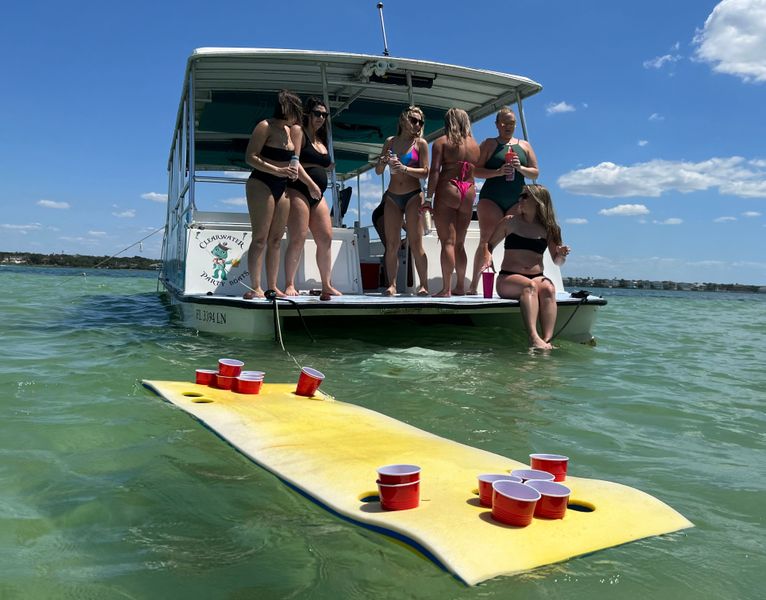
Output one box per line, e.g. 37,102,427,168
1,251,159,270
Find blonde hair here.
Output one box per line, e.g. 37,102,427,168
525,184,562,246
444,108,472,146
495,107,516,124
397,106,425,136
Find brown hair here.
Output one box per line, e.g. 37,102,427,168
302,96,328,145
495,107,516,124
525,184,562,246
273,89,303,123
444,108,472,146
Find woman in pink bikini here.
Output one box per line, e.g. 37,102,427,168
426,108,480,297
484,184,570,349
374,106,430,296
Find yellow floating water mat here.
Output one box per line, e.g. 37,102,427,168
143,380,692,585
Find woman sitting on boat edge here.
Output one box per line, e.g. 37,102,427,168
374,106,430,296
243,90,303,299
284,97,342,300
483,184,570,350
426,108,480,297
468,107,539,295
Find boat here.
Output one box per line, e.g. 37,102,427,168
159,48,606,343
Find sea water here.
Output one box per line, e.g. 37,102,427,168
0,266,763,599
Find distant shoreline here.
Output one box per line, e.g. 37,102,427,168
2,251,763,291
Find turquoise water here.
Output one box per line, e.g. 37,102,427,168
1,266,763,599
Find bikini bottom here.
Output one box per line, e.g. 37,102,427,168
449,161,474,202
384,188,422,211
249,169,288,200
499,270,548,282
286,166,328,208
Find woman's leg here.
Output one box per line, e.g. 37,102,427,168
405,194,429,295
453,191,475,295
496,275,552,349
308,198,341,296
284,191,311,295
433,200,456,297
537,278,558,342
383,198,405,296
245,178,276,298
265,193,291,296
468,199,504,294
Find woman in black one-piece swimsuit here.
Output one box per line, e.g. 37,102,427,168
284,97,341,298
244,90,303,299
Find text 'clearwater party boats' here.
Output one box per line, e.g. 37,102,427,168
159,48,606,342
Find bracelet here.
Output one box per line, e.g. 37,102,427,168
404,166,408,174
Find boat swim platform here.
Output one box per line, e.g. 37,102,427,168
143,380,692,586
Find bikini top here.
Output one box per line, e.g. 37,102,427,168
398,143,420,167
504,232,547,254
299,131,332,168
260,145,293,162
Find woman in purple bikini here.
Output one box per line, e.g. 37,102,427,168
374,106,430,296
426,108,480,297
484,184,570,349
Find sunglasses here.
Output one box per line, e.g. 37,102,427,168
408,116,424,127
312,110,329,119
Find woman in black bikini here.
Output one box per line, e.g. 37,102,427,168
374,106,430,296
244,90,303,299
485,184,570,349
284,97,341,299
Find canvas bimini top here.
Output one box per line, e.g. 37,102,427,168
169,47,543,181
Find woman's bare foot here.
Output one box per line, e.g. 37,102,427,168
416,286,429,296
243,289,264,300
529,336,553,350
466,288,478,296
432,288,451,297
284,284,299,296
383,284,397,296
322,285,342,296
451,287,465,296
271,288,286,298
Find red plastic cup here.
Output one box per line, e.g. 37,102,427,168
195,368,217,385
529,453,569,482
377,479,420,510
215,374,235,390
477,474,521,507
295,367,325,397
510,468,555,483
525,480,571,519
377,464,421,484
491,480,540,526
482,270,495,299
241,370,265,380
234,376,262,394
218,358,244,377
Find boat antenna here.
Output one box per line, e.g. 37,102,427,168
377,2,390,56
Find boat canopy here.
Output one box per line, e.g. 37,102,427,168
171,48,543,181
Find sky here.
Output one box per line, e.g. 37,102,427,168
1,0,765,284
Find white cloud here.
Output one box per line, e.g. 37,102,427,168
648,113,664,121
88,230,107,237
565,218,588,224
37,199,70,209
749,159,766,167
714,216,737,222
638,140,649,147
693,0,766,83
546,101,576,115
221,197,247,206
742,210,762,217
643,54,682,69
558,156,766,198
2,223,42,231
672,41,681,51
141,192,167,203
599,204,650,217
655,218,683,225
112,209,136,218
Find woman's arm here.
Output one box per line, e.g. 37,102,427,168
374,137,394,176
401,138,429,180
550,241,570,266
426,137,443,199
516,140,539,181
486,215,513,256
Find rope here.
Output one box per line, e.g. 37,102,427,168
548,291,590,342
55,226,165,286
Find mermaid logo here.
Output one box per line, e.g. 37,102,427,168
210,242,239,281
